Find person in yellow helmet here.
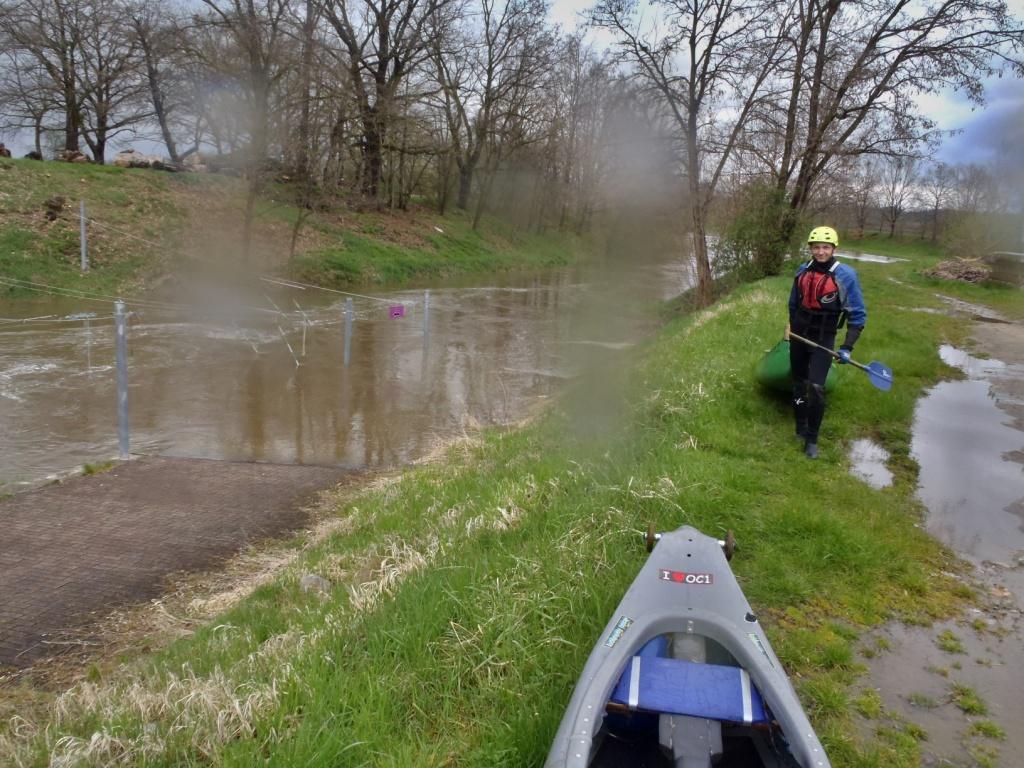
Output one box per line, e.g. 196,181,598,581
788,226,867,459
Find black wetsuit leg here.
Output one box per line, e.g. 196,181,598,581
804,337,835,442
790,331,836,442
790,339,810,437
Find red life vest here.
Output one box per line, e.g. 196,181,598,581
797,263,840,311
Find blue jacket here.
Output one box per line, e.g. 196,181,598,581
788,259,867,328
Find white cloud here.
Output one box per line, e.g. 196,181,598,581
548,0,593,30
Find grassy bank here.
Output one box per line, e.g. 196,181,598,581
844,234,943,261
846,234,1024,317
0,159,583,301
289,210,582,287
0,159,185,297
3,246,1021,767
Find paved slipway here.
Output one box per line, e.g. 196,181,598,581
859,309,1024,767
0,457,351,668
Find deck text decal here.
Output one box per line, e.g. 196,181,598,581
658,569,714,585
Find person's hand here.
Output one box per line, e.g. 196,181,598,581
837,347,852,364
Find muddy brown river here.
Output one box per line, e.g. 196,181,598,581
0,258,693,491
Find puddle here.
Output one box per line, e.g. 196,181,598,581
936,295,1009,324
861,322,1024,766
848,438,893,489
843,251,908,264
863,604,1024,765
913,345,1024,564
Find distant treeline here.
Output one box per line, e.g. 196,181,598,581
1,0,1020,296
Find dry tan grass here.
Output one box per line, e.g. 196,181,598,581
679,287,775,339
0,667,281,768
347,536,441,614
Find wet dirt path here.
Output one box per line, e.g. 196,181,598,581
861,310,1024,766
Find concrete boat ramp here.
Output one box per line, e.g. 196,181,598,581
0,456,350,668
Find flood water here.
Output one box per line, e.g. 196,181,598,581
862,318,1024,764
912,344,1024,564
0,257,694,490
842,251,907,264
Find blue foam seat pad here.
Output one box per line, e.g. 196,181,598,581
609,656,769,724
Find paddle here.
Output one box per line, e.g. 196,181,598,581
787,331,894,392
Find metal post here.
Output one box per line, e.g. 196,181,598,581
421,290,430,378
114,300,129,459
85,316,92,373
293,299,309,357
344,297,353,366
80,201,88,272
423,290,430,340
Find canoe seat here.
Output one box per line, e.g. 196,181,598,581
609,655,770,725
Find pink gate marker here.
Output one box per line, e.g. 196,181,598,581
389,304,405,318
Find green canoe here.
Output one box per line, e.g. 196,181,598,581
756,339,839,393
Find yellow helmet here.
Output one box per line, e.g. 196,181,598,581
807,226,839,248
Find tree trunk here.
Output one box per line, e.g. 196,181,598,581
155,105,180,164
690,213,713,307
63,84,80,152
289,208,310,263
686,109,712,307
473,162,498,231
361,118,382,199
437,155,451,215
242,178,259,261
140,33,180,163
456,165,473,210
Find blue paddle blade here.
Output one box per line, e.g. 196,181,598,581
867,361,893,391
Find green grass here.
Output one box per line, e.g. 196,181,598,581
0,159,588,301
967,720,1006,740
936,629,966,654
951,683,988,715
0,158,184,296
844,234,944,261
81,461,115,476
843,235,1024,318
968,742,1000,768
907,692,939,709
3,243,1019,766
291,208,585,287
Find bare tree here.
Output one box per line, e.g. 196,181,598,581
0,49,56,154
430,0,548,213
318,0,457,201
0,0,88,152
762,0,1023,251
954,163,1000,215
195,0,293,257
592,0,789,305
879,155,916,236
920,160,956,241
77,0,150,164
130,6,198,164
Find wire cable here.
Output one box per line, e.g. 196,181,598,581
258,275,401,304
0,275,286,318
87,218,165,250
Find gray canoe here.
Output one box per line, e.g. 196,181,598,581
545,526,830,768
